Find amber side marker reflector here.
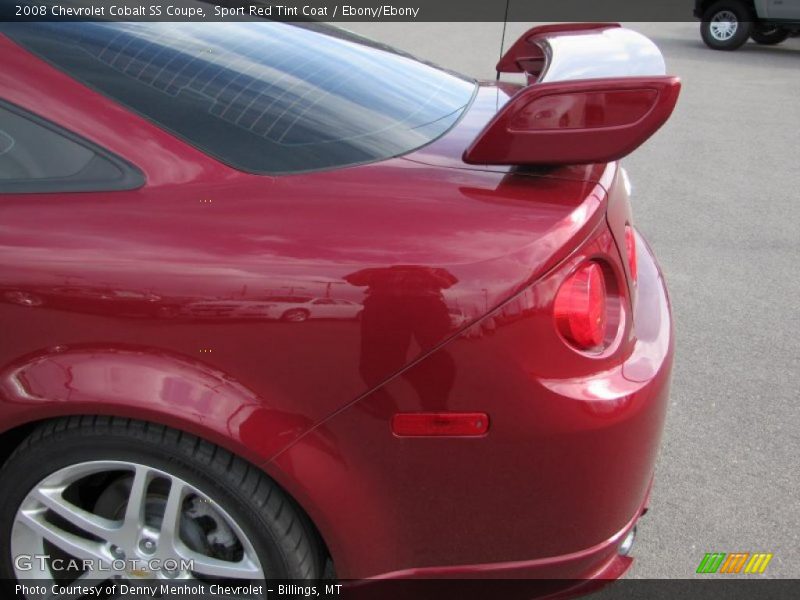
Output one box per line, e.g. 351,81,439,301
391,413,489,437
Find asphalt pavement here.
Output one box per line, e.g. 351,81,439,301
344,21,800,579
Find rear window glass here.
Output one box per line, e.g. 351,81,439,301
4,22,476,174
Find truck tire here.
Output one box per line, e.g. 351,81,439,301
701,1,754,50
751,26,790,45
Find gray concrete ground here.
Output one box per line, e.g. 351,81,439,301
344,21,800,578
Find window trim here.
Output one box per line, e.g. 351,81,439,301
0,99,145,194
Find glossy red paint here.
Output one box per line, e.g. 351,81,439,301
269,213,672,578
464,77,681,165
0,29,673,582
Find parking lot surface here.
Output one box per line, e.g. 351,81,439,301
345,21,800,578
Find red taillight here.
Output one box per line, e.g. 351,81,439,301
553,261,607,350
391,413,489,437
624,224,638,284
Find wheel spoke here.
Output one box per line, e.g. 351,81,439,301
158,478,186,552
121,465,150,541
33,487,120,542
18,508,109,564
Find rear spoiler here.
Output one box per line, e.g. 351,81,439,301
464,24,681,166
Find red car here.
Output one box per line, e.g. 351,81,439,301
0,21,678,594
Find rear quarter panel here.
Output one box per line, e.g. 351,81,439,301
0,34,611,461
0,36,662,580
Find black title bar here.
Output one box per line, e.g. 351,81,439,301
2,0,701,22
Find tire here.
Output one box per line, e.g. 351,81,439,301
701,1,753,50
0,417,323,598
750,26,790,44
281,308,310,322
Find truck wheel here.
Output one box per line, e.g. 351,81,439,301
701,1,753,50
750,26,790,45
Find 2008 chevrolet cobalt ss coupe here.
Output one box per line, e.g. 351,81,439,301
0,21,678,594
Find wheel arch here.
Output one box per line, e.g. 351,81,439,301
0,346,319,465
0,346,336,559
699,0,756,16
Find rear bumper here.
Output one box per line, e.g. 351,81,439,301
372,494,644,580
268,230,673,580
373,232,670,581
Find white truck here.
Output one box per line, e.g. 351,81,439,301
696,0,800,49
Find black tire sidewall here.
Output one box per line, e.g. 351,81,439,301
0,426,297,587
701,1,754,50
751,27,790,44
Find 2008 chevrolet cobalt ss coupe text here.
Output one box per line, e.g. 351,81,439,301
0,21,678,595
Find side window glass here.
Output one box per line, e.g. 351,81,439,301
0,102,143,193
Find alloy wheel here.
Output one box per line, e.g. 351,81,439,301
11,460,264,595
710,10,739,41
